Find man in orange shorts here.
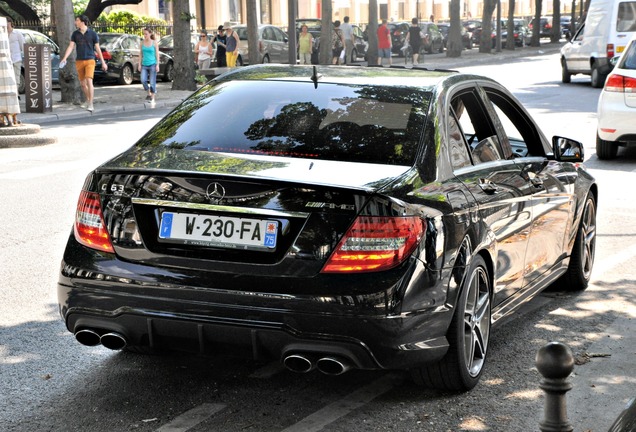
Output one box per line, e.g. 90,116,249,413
59,15,107,112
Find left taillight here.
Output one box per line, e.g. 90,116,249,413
321,216,425,273
604,73,636,93
74,191,114,253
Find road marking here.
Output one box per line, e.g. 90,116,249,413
280,373,402,432
155,403,226,432
593,242,636,278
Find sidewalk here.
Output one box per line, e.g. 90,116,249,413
16,42,564,126
18,81,193,125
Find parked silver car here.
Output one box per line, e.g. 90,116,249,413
234,24,290,65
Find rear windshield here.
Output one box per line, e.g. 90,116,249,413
135,80,430,166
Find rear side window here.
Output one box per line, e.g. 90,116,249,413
618,2,636,32
136,80,431,166
620,40,636,69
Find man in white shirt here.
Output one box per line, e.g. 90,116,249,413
7,18,25,92
340,16,354,65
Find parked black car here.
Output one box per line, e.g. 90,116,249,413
419,22,444,53
437,23,472,50
529,16,553,38
501,19,531,47
59,64,597,392
95,33,174,85
388,21,410,55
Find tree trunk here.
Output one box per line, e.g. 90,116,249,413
246,0,259,65
531,0,542,47
506,0,516,50
551,0,561,43
171,0,196,91
479,0,497,53
319,2,332,65
53,0,82,104
447,0,462,58
367,0,378,65
84,0,143,23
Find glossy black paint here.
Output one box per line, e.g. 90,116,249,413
58,65,597,379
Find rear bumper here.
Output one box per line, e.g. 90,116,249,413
58,236,452,371
597,92,636,143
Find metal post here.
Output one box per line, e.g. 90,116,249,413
535,342,575,432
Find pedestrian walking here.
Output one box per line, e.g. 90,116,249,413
331,20,345,65
340,16,354,64
6,18,24,95
59,15,107,112
0,17,20,125
224,22,240,68
213,25,227,67
377,19,392,66
138,27,159,103
298,25,313,65
406,17,425,65
195,31,213,70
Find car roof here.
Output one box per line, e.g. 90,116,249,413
213,64,486,92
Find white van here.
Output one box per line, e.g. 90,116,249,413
560,0,636,87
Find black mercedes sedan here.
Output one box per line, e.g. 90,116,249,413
58,65,597,392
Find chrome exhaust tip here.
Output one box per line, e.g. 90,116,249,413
100,332,127,350
74,329,101,347
316,356,352,376
283,354,315,373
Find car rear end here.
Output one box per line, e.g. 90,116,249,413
597,35,636,158
58,66,453,373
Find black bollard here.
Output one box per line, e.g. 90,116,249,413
535,342,575,432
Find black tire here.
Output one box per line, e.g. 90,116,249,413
596,134,619,160
118,63,134,85
411,255,491,391
162,61,174,82
236,55,244,66
561,194,596,291
591,63,606,88
561,59,571,83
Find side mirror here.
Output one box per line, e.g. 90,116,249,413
610,56,620,67
552,136,584,162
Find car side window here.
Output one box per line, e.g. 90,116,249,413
448,108,472,170
573,24,584,41
450,90,504,165
482,89,548,158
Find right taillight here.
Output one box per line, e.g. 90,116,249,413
604,74,636,93
74,191,114,253
321,216,424,273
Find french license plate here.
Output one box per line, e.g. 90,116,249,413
159,211,278,250
617,45,625,53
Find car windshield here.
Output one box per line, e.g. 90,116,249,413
158,36,173,48
132,80,431,166
235,27,250,40
98,34,120,49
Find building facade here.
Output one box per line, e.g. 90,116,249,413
113,0,575,31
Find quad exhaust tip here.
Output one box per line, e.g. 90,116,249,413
283,354,315,373
74,329,127,351
283,353,353,375
74,329,101,347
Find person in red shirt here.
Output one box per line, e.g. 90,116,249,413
377,19,392,66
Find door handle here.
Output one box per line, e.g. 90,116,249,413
478,178,499,194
